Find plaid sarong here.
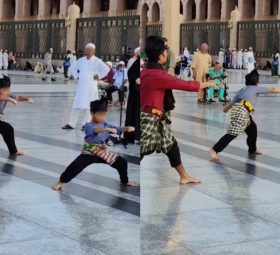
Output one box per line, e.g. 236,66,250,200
141,112,174,154
227,104,251,136
82,143,118,165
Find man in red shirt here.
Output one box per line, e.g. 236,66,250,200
141,36,215,184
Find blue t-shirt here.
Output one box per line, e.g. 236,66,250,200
84,122,122,144
229,85,269,106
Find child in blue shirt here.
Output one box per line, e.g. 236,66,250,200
210,69,280,162
52,98,138,190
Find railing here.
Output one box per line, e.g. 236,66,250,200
76,15,140,61
180,22,230,55
238,20,280,58
0,19,66,60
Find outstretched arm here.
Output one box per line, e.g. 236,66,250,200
15,96,33,104
267,87,280,93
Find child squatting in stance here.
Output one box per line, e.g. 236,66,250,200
52,98,138,190
210,69,280,162
0,75,33,156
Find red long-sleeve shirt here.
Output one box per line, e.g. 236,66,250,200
141,69,200,111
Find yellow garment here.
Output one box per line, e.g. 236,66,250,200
239,99,254,112
192,51,212,82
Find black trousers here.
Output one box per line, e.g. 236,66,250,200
64,66,69,78
105,86,127,102
213,118,257,153
0,121,17,154
141,142,182,168
60,154,129,184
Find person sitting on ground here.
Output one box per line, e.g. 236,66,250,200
52,97,138,190
207,62,226,102
105,61,128,106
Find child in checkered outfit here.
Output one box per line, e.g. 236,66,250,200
210,69,280,163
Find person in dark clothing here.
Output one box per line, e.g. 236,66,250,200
63,50,71,79
124,57,140,143
52,98,138,191
0,75,34,156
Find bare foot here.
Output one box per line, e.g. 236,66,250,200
52,182,64,191
180,175,201,185
14,151,24,156
250,150,263,155
209,149,220,163
123,182,139,187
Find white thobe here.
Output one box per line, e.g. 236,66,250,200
237,51,243,68
231,51,237,69
3,52,8,69
243,52,248,69
71,55,109,109
68,55,109,128
246,52,255,73
0,52,3,69
218,50,224,65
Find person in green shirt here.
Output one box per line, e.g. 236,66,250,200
207,62,226,102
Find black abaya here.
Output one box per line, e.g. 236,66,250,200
124,58,140,143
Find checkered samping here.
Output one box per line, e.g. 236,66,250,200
141,112,174,155
227,104,251,136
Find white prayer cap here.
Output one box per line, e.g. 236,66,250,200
134,47,140,53
118,61,125,66
85,43,96,50
49,48,53,52
106,61,113,68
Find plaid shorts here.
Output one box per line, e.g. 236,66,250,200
141,112,174,155
227,104,251,136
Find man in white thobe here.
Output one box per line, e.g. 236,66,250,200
0,50,3,70
218,48,224,66
42,48,55,82
237,49,243,69
246,47,255,73
62,43,109,130
127,47,140,71
3,50,8,70
243,49,248,69
231,49,237,69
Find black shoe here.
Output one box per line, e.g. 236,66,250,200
209,99,216,103
166,118,172,125
62,124,74,130
81,125,85,131
197,99,206,105
51,78,56,82
42,77,47,81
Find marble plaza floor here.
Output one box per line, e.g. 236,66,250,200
141,70,280,255
0,71,140,255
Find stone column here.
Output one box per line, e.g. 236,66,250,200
109,0,125,16
59,0,72,18
195,0,201,21
229,7,241,49
0,0,5,20
66,3,80,51
15,0,24,20
255,0,265,18
162,0,180,55
221,0,227,20
83,0,101,17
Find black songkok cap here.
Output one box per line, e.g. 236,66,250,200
90,97,108,113
245,69,259,86
0,75,11,89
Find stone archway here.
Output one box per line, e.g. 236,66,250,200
199,0,208,20
209,0,221,20
242,0,255,18
141,3,149,46
2,0,15,19
151,2,160,22
186,0,196,20
264,0,279,16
